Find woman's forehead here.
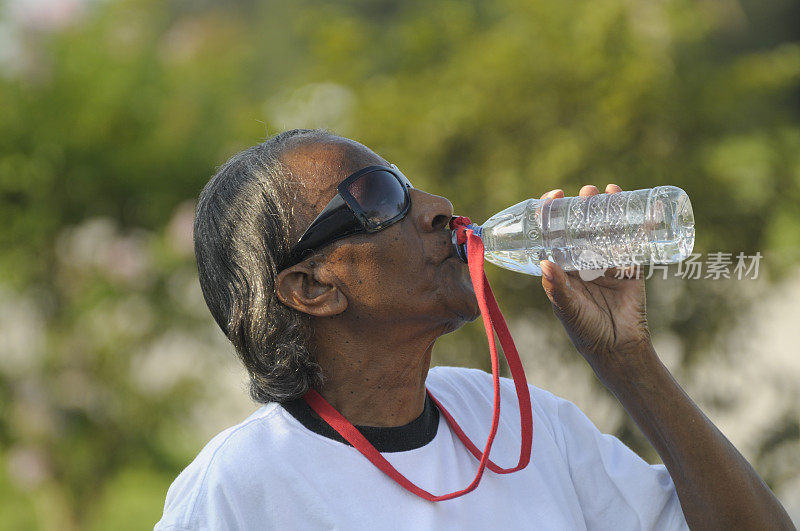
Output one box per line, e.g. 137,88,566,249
282,139,386,208
279,139,389,237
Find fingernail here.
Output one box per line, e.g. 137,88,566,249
541,262,554,281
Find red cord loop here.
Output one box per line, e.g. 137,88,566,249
304,218,533,502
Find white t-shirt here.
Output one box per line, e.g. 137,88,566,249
156,366,688,530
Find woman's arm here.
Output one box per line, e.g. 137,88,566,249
538,184,794,530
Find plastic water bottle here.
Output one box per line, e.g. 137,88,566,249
454,186,695,276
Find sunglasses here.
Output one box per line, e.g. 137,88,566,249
285,165,414,266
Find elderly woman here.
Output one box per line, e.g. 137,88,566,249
156,129,792,530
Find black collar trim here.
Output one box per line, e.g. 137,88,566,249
281,392,439,453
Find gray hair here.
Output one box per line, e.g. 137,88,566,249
193,129,330,403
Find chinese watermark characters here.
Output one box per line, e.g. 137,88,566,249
641,252,762,280
571,250,763,281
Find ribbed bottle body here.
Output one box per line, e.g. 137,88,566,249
477,186,694,276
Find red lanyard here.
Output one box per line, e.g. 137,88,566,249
303,217,533,501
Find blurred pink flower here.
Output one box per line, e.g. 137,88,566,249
8,0,86,32
167,201,196,257
6,446,50,491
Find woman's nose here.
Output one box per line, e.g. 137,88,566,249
412,190,454,233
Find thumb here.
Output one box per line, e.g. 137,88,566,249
540,260,574,317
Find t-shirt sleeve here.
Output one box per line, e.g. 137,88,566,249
539,389,689,530
154,421,263,531
155,458,233,531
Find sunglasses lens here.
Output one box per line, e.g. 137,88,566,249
346,170,408,228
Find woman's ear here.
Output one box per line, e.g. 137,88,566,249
276,260,348,317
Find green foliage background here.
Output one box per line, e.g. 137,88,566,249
0,0,798,527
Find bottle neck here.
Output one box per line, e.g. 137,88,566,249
467,224,482,238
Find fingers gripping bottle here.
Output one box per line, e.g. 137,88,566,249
453,186,695,276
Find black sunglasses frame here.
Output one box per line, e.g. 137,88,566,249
285,165,413,266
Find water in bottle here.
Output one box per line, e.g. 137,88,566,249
457,186,694,276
